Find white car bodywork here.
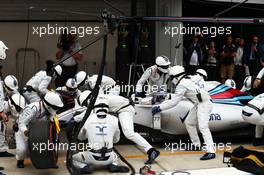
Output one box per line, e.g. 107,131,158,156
56,81,254,136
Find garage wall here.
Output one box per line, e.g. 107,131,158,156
0,0,146,20
0,0,146,85
0,22,117,85
155,0,183,65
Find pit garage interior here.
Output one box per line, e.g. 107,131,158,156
1,0,264,175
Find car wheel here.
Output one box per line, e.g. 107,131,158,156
28,118,60,169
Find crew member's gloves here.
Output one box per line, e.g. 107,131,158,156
152,106,161,115
254,78,261,88
46,69,54,77
0,112,8,122
24,130,29,137
135,91,146,98
26,86,35,92
13,123,19,132
67,118,77,128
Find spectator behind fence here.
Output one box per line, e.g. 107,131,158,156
234,37,241,47
220,36,237,83
184,35,203,75
234,38,245,89
243,36,262,76
204,41,218,81
259,42,264,68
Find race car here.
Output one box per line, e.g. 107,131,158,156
133,81,254,136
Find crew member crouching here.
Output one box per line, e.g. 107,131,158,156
72,98,129,174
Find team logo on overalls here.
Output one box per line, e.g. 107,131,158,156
96,125,107,136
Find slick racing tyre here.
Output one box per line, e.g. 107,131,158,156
28,119,60,169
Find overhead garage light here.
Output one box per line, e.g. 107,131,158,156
206,0,264,4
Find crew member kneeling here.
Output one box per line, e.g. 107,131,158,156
77,91,160,164
72,98,129,174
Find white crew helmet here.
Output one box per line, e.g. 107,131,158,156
54,65,62,76
43,91,64,115
196,69,208,80
169,65,185,85
93,97,109,118
241,76,252,92
66,78,78,91
8,94,26,117
75,71,88,86
77,90,92,106
225,79,236,89
4,75,18,93
0,41,8,60
155,55,171,73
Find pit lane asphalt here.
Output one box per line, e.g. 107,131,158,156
1,143,263,175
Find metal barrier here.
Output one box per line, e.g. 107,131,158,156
16,48,40,88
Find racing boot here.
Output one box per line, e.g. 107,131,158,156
200,153,216,160
17,160,24,168
108,164,129,173
253,138,264,146
79,165,93,174
0,166,4,175
145,148,160,164
0,151,14,157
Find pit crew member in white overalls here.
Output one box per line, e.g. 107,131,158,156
152,65,216,160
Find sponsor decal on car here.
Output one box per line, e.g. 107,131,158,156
209,113,222,121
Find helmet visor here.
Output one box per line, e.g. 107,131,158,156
157,64,170,70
